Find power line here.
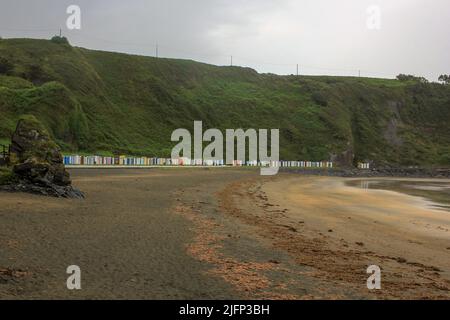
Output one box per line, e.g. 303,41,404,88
0,30,399,79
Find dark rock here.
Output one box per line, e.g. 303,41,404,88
330,146,354,168
4,116,84,199
396,257,407,263
0,181,84,199
269,259,280,264
280,166,450,178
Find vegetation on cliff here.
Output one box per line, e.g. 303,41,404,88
0,38,449,166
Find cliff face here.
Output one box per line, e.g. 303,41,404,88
0,38,449,166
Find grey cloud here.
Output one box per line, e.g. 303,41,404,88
0,0,448,80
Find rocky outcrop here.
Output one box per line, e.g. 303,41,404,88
1,116,84,198
280,167,450,178
330,145,354,168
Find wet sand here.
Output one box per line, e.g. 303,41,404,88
0,168,255,299
1,169,449,299
229,176,450,299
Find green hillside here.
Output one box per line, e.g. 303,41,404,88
0,38,449,166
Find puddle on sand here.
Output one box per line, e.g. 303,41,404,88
346,179,450,212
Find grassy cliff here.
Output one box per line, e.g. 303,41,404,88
0,38,449,166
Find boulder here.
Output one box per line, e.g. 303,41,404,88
5,115,84,198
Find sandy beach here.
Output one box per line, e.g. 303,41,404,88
217,175,450,299
1,169,449,299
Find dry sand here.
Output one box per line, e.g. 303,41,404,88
0,169,449,299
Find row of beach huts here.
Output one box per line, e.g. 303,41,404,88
357,162,371,169
63,155,335,168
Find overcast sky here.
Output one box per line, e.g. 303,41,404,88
0,0,449,80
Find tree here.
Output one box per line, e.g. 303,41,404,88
50,36,69,45
396,74,428,83
438,74,450,85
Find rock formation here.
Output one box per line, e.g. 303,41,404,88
330,146,355,168
1,116,84,198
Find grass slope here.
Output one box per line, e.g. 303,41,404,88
0,38,449,166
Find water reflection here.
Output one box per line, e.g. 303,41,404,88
346,179,450,212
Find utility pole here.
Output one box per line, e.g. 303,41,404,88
156,43,159,58
296,64,299,76
231,55,233,67
59,28,62,37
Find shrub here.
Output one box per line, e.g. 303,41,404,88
311,91,329,106
396,74,428,83
438,74,450,85
26,64,44,82
0,57,13,75
0,167,17,185
24,64,52,84
50,36,70,45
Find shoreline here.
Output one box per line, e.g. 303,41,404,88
64,165,450,179
280,167,450,178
